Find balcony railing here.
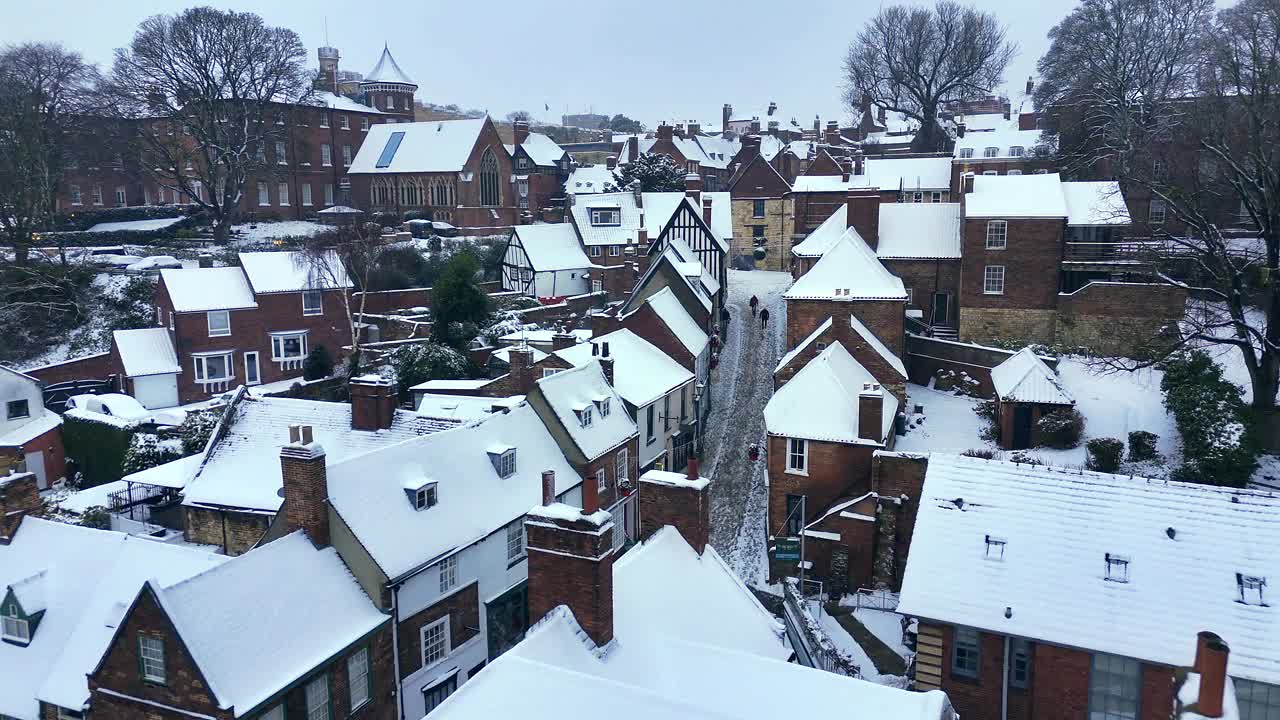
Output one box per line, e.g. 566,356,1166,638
1062,240,1189,263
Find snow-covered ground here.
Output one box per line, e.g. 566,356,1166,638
87,217,184,233
811,603,908,687
898,358,1180,470
231,220,327,243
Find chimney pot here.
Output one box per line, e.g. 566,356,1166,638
541,470,556,506
686,457,700,482
1193,631,1230,719
702,196,713,226
350,376,398,431
606,155,617,170
857,383,884,442
280,427,329,547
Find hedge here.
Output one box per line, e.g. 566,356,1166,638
1160,351,1259,487
38,214,205,247
62,410,139,488
53,204,189,231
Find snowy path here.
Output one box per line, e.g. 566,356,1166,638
704,269,792,587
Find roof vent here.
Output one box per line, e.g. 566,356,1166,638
984,535,1007,561
952,497,965,510
1166,526,1177,540
1237,574,1267,606
1104,553,1130,583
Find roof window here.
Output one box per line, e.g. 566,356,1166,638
590,208,621,226
488,446,517,478
1104,553,1130,583
403,480,438,511
1237,574,1267,606
375,131,406,168
984,535,1007,561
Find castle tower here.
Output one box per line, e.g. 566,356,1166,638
317,46,340,94
359,45,417,119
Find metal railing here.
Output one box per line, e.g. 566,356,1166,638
1062,240,1186,262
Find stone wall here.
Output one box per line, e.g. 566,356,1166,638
959,307,1058,347
184,505,272,555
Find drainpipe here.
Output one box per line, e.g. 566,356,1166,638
1001,635,1010,720
392,583,404,719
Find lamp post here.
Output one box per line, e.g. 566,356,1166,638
692,382,705,455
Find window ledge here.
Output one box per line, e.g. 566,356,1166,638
784,468,809,477
982,291,1005,296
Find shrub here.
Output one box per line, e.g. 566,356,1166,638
1160,351,1259,486
61,412,138,487
1037,408,1085,449
178,409,221,455
962,448,997,460
973,399,997,423
303,345,335,380
1008,451,1042,465
121,433,185,475
387,342,470,400
1127,431,1159,462
1086,438,1125,473
80,505,112,530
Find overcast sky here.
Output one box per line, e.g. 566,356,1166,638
5,0,1083,127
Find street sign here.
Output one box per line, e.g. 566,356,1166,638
775,538,801,561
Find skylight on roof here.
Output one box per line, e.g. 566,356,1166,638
1104,553,1130,583
375,131,406,168
1237,573,1268,606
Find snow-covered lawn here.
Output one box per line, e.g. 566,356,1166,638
231,220,327,243
898,358,1180,470
811,604,908,687
87,217,184,233
851,607,911,659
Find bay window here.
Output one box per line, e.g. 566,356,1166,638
193,352,234,383
271,332,307,361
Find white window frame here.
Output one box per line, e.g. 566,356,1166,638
580,406,593,428
590,245,602,257
983,146,999,158
596,467,607,494
541,368,562,378
958,148,974,159
302,183,313,207
590,208,621,226
421,616,451,669
92,184,103,205
207,310,230,337
258,181,270,206
302,289,323,316
321,144,332,167
339,115,349,130
324,184,335,206
320,114,329,129
278,182,290,206
70,185,82,205
983,265,1005,295
1009,145,1024,157
413,483,438,510
305,673,330,720
360,117,369,132
495,448,517,477
271,332,308,361
752,199,766,218
1150,198,1166,225
342,145,352,167
194,352,234,383
598,398,611,417
506,517,525,561
985,220,1007,250
1007,169,1022,176
1,605,29,643
139,634,166,684
275,141,287,165
787,437,808,475
243,351,261,385
609,245,620,257
115,186,127,205
438,554,458,593
347,647,370,710
616,447,628,484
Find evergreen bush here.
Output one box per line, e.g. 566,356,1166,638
303,345,335,380
1127,431,1159,462
1037,408,1085,449
1160,351,1258,486
1086,437,1125,473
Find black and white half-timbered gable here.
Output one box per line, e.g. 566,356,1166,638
500,223,596,299
646,196,730,296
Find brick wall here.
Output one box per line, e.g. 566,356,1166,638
796,496,878,594
0,472,42,543
1056,282,1187,354
398,582,480,681
184,505,272,555
22,352,117,385
903,335,1057,397
639,470,709,552
578,437,637,510
617,302,695,372
525,511,614,646
786,298,905,358
766,435,875,543
881,258,961,328
960,217,1063,312
512,291,608,325
870,452,927,590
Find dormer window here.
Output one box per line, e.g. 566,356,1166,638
596,397,611,418
488,446,517,478
958,148,974,159
404,480,438,510
983,147,999,158
1238,574,1267,606
984,535,1007,561
579,406,593,428
1,601,29,644
590,208,621,226
1104,553,1130,583
1009,145,1025,157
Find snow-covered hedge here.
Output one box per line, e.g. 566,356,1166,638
1160,351,1259,487
61,411,140,488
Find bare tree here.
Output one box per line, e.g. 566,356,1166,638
297,223,385,374
844,1,1017,152
0,43,101,264
506,110,532,123
107,7,313,243
1037,0,1280,422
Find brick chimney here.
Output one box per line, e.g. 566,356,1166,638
625,136,639,164
639,458,711,554
841,162,851,184
350,375,397,431
858,383,884,442
0,472,42,544
525,469,616,648
956,123,966,139
280,424,330,547
685,173,702,204
513,120,530,146
1191,631,1230,718
877,105,886,125
656,123,674,141
1025,76,1035,95
551,329,577,351
197,253,214,269
846,189,880,249
593,341,615,386
590,309,622,337
824,121,840,146
853,151,865,176
687,121,700,136
702,196,713,227
632,183,643,210
722,104,732,133
636,226,648,250
508,345,536,393
606,155,617,170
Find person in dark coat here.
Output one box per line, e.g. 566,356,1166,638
749,295,758,316
759,307,770,330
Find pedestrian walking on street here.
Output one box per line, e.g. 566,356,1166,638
759,307,770,330
749,295,758,317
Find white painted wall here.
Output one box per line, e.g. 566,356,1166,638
0,370,43,438
533,269,590,299
636,380,695,470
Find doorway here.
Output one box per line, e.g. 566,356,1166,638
931,292,950,326
1012,405,1033,449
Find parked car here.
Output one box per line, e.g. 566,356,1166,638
126,255,183,272
64,393,186,426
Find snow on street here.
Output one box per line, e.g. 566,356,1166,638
703,269,791,587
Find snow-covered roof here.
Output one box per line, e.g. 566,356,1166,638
0,519,224,720
348,118,487,174
784,230,907,301
430,525,949,720
990,347,1074,405
121,452,202,489
517,132,568,167
512,224,595,272
791,174,872,193
113,327,180,377
408,378,490,392
160,267,258,313
636,286,709,358
497,328,592,346
876,203,962,259
183,395,450,513
791,205,858,258
362,45,415,86
153,532,387,715
554,330,693,408
764,342,898,445
415,393,522,421
898,454,1280,686
0,410,60,448
864,157,952,191
87,217,184,233
775,315,906,381
565,165,616,195
569,191,730,249
238,250,352,294
313,90,382,115
325,402,580,579
1062,181,1131,226
534,362,637,460
954,126,1051,159
964,172,1068,218
953,112,1014,132
491,344,549,365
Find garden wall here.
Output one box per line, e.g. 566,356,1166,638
904,334,1058,398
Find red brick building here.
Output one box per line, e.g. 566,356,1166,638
505,121,571,222
899,454,1280,720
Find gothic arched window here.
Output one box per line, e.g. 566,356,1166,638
479,149,500,207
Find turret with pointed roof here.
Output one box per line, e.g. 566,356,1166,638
359,45,416,118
